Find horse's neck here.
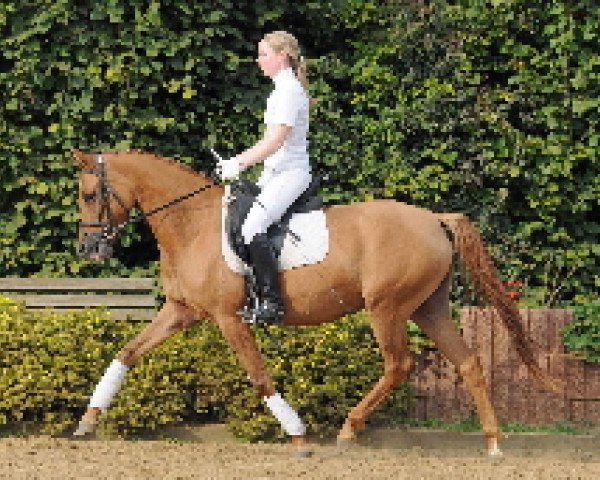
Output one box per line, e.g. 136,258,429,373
114,154,221,252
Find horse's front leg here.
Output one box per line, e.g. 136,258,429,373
216,315,311,458
74,301,197,435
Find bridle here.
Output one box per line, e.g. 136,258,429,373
78,154,218,257
80,155,129,241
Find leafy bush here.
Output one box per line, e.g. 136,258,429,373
562,301,600,363
324,0,599,306
0,296,203,435
0,298,411,439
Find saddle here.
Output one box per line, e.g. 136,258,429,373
225,176,323,265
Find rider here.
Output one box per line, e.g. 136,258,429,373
217,31,312,324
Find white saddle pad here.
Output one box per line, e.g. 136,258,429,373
221,186,329,274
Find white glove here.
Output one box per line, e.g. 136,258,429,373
217,157,242,181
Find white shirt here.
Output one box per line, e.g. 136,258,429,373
263,67,310,174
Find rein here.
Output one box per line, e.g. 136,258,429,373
81,154,219,241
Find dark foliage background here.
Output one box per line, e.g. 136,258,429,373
1,0,597,306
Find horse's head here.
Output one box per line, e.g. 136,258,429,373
73,150,135,261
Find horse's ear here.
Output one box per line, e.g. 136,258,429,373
72,149,93,169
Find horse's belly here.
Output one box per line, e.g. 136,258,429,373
284,284,365,326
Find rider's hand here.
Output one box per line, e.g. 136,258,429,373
217,157,242,181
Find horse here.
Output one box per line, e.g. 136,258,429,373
72,149,562,457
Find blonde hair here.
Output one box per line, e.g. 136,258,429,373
262,30,308,92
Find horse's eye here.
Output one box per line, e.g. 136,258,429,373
83,192,96,203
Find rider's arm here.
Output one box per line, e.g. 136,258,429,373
236,124,291,169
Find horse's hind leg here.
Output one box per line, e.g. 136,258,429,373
337,305,414,445
74,301,197,435
411,274,502,456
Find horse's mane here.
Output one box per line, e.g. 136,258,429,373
113,149,209,179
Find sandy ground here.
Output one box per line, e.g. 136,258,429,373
0,424,598,479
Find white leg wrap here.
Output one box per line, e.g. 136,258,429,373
88,359,129,411
264,392,306,436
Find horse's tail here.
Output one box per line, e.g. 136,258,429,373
438,213,564,394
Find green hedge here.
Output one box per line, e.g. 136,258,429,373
0,297,414,440
0,0,597,305
562,300,600,363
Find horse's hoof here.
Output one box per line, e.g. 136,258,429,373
73,420,97,437
488,447,504,458
294,448,313,459
486,435,503,458
291,435,312,458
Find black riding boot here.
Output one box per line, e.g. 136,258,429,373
245,233,284,324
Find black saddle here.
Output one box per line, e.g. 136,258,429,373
225,176,323,265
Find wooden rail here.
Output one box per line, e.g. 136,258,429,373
0,278,156,321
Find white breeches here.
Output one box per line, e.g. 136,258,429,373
241,168,311,245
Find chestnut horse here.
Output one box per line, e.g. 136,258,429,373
73,150,561,457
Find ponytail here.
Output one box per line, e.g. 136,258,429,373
293,55,309,92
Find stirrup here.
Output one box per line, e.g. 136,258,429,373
238,271,262,324
238,299,284,325
238,304,259,324
73,419,97,437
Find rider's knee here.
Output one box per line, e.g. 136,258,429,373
241,206,270,245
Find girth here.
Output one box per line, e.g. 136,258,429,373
225,176,323,264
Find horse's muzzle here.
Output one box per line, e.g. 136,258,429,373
77,232,114,261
